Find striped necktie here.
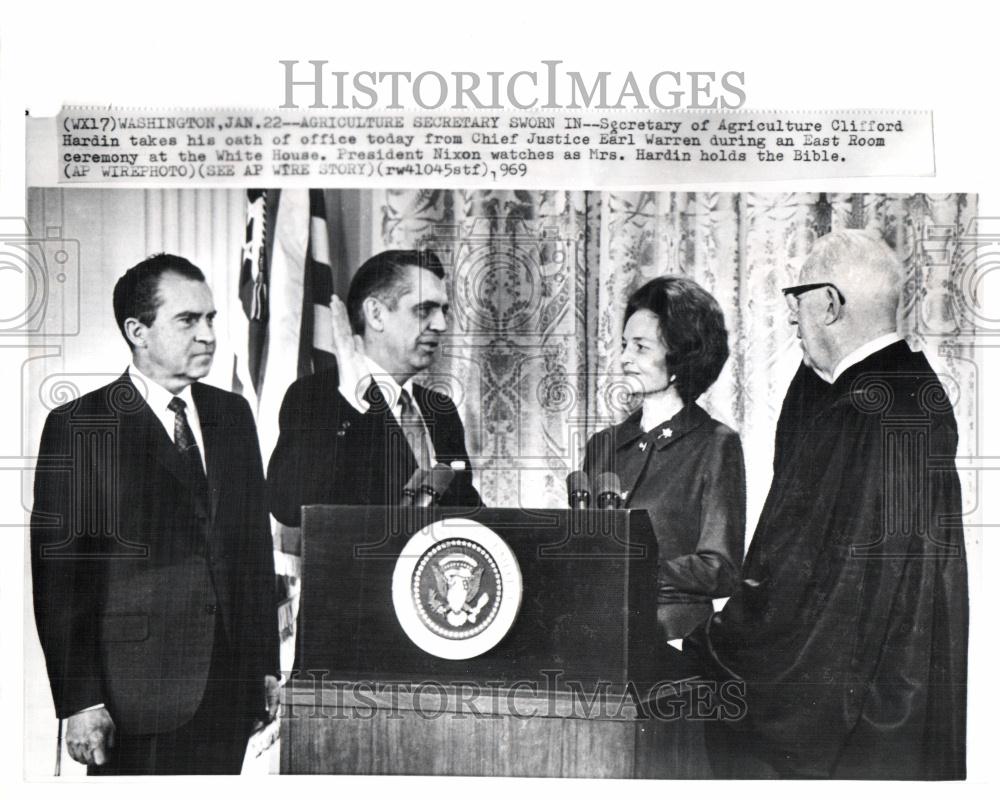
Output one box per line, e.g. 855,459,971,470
398,388,433,472
167,396,209,509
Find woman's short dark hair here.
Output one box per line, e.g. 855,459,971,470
624,275,730,404
112,253,206,349
347,249,445,335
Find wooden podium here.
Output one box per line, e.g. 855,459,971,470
280,505,711,777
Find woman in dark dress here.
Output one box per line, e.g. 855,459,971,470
583,276,745,641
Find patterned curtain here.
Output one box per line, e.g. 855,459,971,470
375,191,977,533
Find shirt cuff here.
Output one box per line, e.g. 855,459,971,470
69,703,105,717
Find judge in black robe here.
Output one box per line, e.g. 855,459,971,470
690,231,968,780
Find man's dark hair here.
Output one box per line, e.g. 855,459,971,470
624,275,730,404
347,250,445,335
113,253,206,349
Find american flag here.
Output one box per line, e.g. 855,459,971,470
236,189,335,463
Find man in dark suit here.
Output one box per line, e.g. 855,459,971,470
268,249,480,527
691,230,968,779
31,254,280,774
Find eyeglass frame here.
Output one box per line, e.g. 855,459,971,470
781,282,846,308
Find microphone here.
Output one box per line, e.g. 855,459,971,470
402,463,456,507
593,472,623,509
566,470,591,510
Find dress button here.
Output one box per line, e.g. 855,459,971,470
204,604,216,614
336,430,346,437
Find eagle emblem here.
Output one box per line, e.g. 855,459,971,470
393,524,523,659
429,553,490,627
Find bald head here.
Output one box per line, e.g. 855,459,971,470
801,229,903,324
789,230,903,376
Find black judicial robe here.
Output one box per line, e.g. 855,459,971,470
693,341,968,779
772,361,831,476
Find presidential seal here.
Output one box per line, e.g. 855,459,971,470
392,519,522,659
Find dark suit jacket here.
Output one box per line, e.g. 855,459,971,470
584,403,745,640
31,374,279,736
267,362,481,526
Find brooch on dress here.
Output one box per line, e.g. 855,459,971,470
659,427,673,439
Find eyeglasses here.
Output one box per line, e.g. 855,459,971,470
782,282,846,312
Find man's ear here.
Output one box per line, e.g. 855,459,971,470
823,286,844,324
123,318,147,349
362,296,384,332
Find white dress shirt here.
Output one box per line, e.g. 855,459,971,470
127,364,207,471
337,355,436,462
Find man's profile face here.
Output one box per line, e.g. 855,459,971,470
787,279,828,372
134,272,217,391
376,266,449,379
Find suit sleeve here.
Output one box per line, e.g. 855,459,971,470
266,378,307,527
269,370,375,524
434,395,482,508
658,431,745,596
30,407,106,718
267,377,348,526
581,431,604,489
235,397,281,680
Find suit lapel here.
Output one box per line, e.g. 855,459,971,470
620,445,653,503
129,377,210,521
611,414,650,501
414,384,456,465
192,383,221,523
367,382,419,493
137,394,205,513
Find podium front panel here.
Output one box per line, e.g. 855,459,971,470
297,506,658,689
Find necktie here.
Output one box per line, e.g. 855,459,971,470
398,388,433,472
167,396,210,509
